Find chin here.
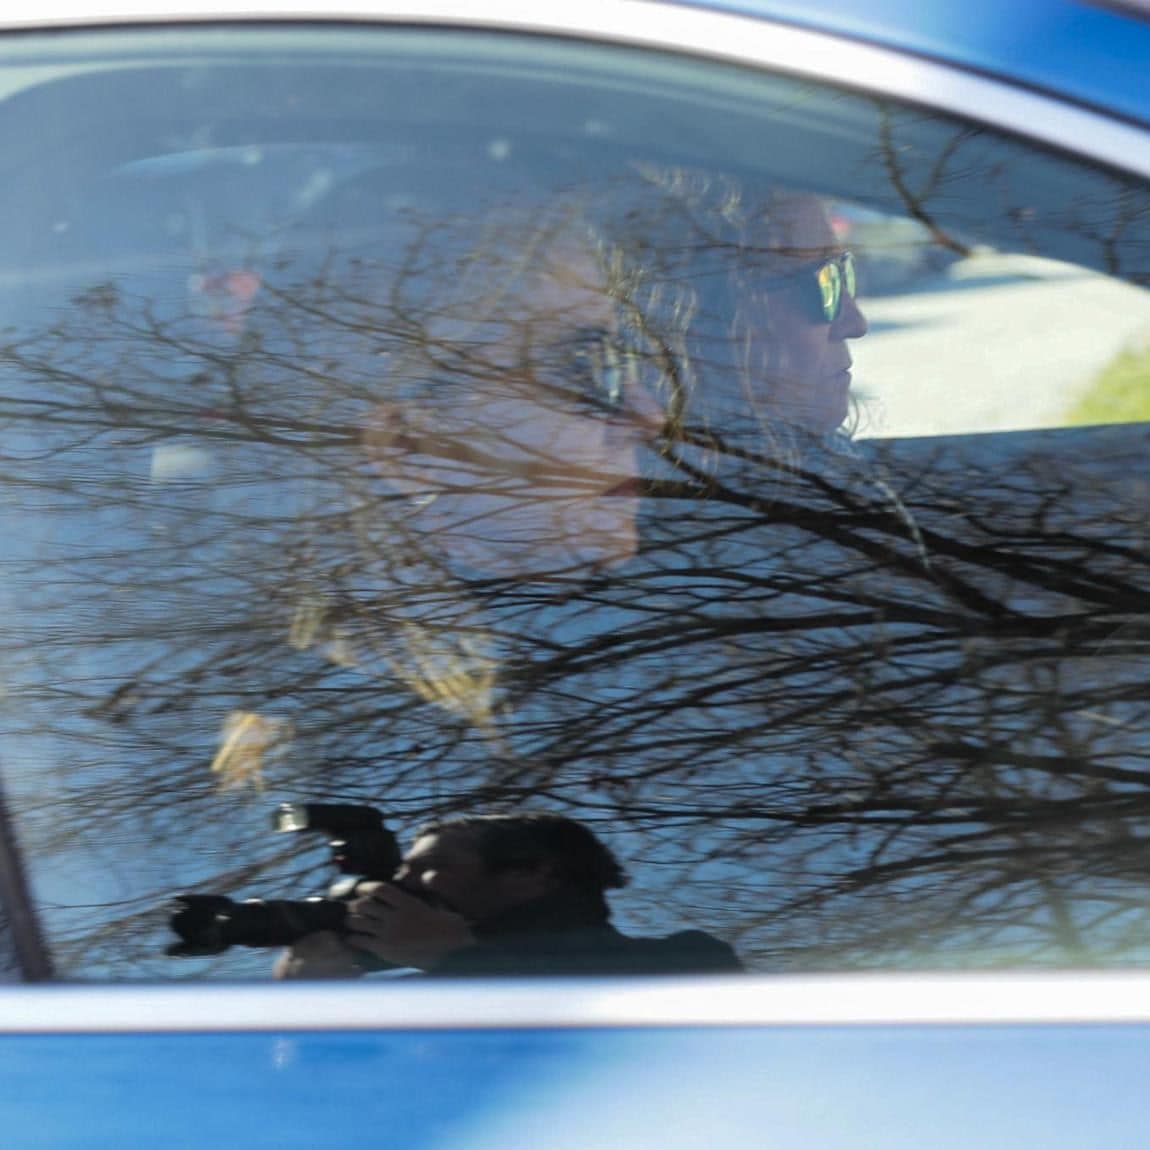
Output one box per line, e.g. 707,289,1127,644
812,386,852,435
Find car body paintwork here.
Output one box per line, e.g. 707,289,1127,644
3,1014,1150,1149
669,0,1150,125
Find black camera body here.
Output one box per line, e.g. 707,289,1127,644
167,803,402,957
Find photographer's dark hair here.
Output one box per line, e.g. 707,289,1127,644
417,813,628,917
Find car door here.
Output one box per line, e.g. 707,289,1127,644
0,4,1146,1144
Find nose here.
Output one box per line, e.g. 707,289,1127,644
832,289,868,340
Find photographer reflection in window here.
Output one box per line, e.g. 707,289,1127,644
274,813,741,978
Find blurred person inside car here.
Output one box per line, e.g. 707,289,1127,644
357,173,870,582
333,177,873,730
359,196,671,581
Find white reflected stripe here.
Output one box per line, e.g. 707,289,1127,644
0,1,1147,178
4,973,1150,1032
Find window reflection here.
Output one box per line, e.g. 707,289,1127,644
0,33,1146,977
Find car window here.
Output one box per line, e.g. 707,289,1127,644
0,26,1147,979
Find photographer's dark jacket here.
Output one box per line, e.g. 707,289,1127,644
425,892,742,978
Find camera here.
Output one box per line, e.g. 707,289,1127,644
166,802,402,957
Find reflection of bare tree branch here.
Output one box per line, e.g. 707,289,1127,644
0,184,1148,982
876,107,977,255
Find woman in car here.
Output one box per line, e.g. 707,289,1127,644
357,173,871,585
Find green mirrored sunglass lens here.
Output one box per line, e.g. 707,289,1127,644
816,262,840,320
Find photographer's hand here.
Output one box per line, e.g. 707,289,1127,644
346,882,475,971
273,930,365,980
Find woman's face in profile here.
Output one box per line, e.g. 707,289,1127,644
364,230,667,577
758,194,869,435
701,193,869,439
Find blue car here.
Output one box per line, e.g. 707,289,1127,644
0,1,1148,1144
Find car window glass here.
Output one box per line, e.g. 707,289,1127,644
0,27,1147,978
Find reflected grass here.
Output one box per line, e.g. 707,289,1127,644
1066,343,1150,425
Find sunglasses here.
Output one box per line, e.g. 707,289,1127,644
785,250,858,324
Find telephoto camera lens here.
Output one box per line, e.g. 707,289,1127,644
166,893,349,955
